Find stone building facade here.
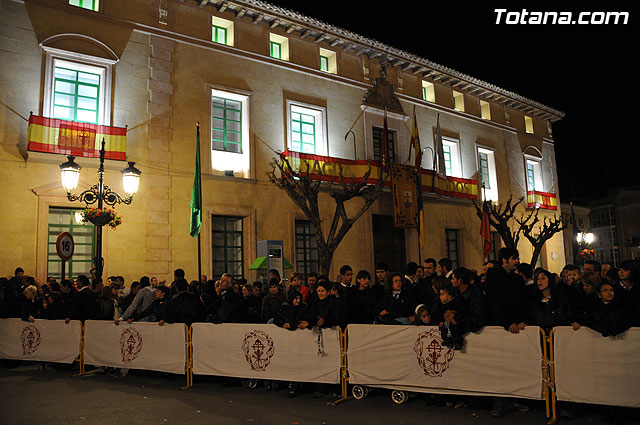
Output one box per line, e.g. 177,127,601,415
0,0,566,284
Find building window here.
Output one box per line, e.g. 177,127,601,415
69,0,99,11
43,50,113,126
525,158,543,192
48,208,95,280
287,101,327,156
212,17,234,46
525,115,534,134
372,126,396,163
422,81,435,103
445,229,460,269
211,96,242,154
211,215,244,280
442,138,461,177
477,147,498,201
453,91,465,112
210,88,250,177
295,220,319,278
318,48,337,74
269,33,289,61
480,100,491,120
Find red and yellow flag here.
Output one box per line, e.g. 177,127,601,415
27,115,126,161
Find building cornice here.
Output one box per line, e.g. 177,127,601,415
194,0,565,123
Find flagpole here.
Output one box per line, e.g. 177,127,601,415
197,123,202,282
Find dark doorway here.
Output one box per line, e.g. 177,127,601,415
372,214,406,274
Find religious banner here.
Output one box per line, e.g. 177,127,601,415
554,326,640,408
84,320,186,374
390,164,418,227
281,150,478,201
27,114,127,161
527,190,558,210
192,323,340,384
347,325,543,399
0,318,81,363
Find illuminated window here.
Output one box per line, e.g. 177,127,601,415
287,101,327,155
525,115,534,134
48,207,95,280
210,88,250,177
525,158,543,192
477,147,498,201
319,48,337,74
453,91,465,112
480,100,491,120
422,81,435,102
442,138,461,177
212,17,234,46
270,33,289,61
69,0,99,11
212,215,244,280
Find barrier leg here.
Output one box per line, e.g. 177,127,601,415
181,324,193,391
546,329,557,425
329,327,350,405
73,322,86,376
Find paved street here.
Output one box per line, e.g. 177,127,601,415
0,362,635,425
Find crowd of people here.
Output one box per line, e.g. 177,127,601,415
1,251,639,415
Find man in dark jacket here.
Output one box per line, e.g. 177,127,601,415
65,275,97,323
165,278,205,325
207,273,246,324
450,267,486,333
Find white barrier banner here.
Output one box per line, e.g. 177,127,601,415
84,320,186,374
192,323,340,384
554,326,640,407
348,325,543,399
0,318,81,363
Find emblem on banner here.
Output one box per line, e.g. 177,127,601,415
21,325,41,356
242,330,275,372
119,327,143,363
414,328,455,377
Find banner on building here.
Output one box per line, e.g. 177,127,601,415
84,320,186,374
282,150,478,201
0,318,81,364
391,164,418,227
347,325,543,399
192,323,340,384
527,190,558,210
27,114,126,161
554,326,640,407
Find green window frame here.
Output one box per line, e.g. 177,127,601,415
270,41,282,59
295,220,319,278
69,0,98,11
211,96,242,154
212,216,244,280
445,229,459,269
47,208,95,280
291,111,316,154
320,55,329,72
53,66,101,124
212,25,228,45
372,126,396,163
443,144,453,176
527,162,536,191
478,151,491,189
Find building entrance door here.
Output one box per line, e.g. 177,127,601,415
372,214,406,274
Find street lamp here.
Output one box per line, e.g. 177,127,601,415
576,231,595,245
60,139,141,281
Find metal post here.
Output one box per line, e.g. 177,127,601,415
94,140,106,282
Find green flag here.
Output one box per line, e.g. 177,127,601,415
190,123,202,238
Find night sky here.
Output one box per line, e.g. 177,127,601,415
267,1,636,206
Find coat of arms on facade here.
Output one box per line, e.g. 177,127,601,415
119,327,143,363
414,328,455,377
242,330,275,372
21,325,41,356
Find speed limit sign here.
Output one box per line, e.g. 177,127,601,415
56,232,75,261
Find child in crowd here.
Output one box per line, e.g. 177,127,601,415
584,282,631,337
414,304,431,326
433,282,466,350
261,279,282,323
378,273,413,325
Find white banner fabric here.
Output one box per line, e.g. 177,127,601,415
0,318,81,363
192,323,340,384
554,326,640,407
347,325,543,399
84,320,186,374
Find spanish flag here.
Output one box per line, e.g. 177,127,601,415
27,115,126,161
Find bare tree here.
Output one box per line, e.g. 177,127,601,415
267,153,387,276
516,208,567,266
473,196,525,250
